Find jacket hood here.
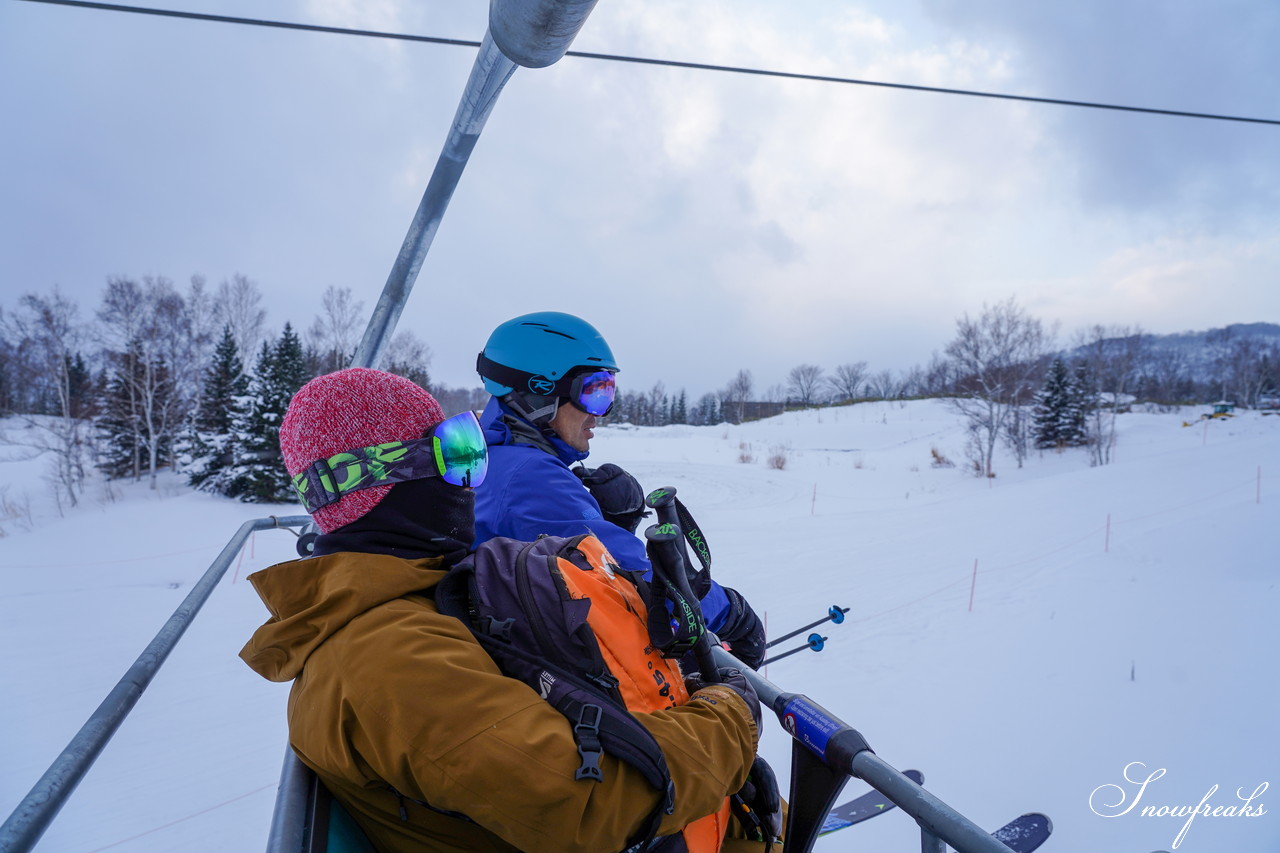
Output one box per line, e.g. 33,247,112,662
240,552,447,682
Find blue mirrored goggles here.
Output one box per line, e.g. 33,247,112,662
568,369,617,416
292,411,488,513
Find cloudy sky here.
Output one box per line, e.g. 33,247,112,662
2,0,1278,398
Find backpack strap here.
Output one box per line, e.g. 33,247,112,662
434,561,676,853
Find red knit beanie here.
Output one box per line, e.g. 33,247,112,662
280,368,445,532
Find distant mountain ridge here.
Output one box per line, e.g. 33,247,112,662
1064,321,1280,364
1059,322,1279,404
1151,322,1280,346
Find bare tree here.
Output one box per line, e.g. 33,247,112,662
174,275,219,449
1224,337,1279,408
646,381,669,426
1073,325,1145,466
786,364,825,407
899,364,926,398
0,290,92,510
97,276,196,488
383,330,433,389
721,369,753,424
864,369,902,400
432,385,488,416
307,285,365,374
920,352,957,397
1142,346,1191,404
214,273,267,369
945,298,1051,477
827,361,868,403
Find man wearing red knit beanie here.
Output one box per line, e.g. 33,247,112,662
239,367,763,853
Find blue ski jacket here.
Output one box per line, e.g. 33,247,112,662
473,398,731,631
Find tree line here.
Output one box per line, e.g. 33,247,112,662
0,276,482,512
4,279,1277,510
606,300,1279,478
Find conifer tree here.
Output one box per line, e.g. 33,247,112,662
1068,362,1097,448
96,340,145,480
1033,358,1072,449
183,326,250,492
228,324,310,502
1034,358,1091,449
673,389,688,425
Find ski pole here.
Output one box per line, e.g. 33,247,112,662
644,487,780,846
760,633,826,667
766,605,848,649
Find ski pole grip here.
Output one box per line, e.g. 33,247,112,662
644,523,717,680
645,487,698,579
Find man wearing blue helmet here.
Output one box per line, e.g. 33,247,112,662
474,312,766,669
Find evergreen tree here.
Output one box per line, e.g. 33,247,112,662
1068,362,1097,447
672,389,688,425
1032,358,1072,449
693,393,720,426
183,325,250,492
1033,358,1091,449
67,352,95,420
96,341,145,480
228,324,310,502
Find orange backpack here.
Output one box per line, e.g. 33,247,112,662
436,533,730,853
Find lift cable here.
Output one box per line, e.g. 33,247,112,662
13,0,1280,127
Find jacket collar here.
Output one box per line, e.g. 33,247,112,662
481,396,589,466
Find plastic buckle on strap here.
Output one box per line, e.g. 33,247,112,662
586,671,620,692
481,616,515,641
299,457,342,511
573,704,604,782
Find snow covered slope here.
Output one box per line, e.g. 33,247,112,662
1,401,1276,852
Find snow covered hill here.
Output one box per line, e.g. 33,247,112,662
1,401,1276,852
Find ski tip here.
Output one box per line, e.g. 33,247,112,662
992,812,1052,853
1024,812,1052,833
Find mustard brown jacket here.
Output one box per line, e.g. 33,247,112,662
240,551,758,852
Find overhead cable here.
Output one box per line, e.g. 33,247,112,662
15,0,1280,127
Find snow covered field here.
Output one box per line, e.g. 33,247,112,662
1,400,1276,852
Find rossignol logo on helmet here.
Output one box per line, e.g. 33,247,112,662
527,375,556,395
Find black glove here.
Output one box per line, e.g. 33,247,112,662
718,587,766,670
573,463,650,534
685,666,762,734
732,755,784,848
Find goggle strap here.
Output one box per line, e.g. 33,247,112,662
478,352,613,401
476,353,553,396
293,439,438,514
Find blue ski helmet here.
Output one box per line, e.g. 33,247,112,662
477,312,618,397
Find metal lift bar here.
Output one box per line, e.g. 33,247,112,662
0,515,312,853
350,30,517,370
711,644,1016,853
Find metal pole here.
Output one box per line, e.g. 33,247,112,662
0,515,312,853
265,749,313,853
712,645,1015,853
350,32,518,370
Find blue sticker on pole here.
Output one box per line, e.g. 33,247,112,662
781,696,843,759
